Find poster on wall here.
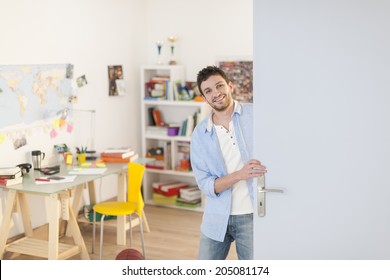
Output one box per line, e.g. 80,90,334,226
108,65,125,96
216,59,253,103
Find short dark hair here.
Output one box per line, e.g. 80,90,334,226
196,66,230,96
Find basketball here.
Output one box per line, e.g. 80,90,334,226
115,248,145,260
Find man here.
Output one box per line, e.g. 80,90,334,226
190,66,267,260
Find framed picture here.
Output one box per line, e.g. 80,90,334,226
216,58,253,103
108,65,125,96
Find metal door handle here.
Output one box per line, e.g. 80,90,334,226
257,175,284,217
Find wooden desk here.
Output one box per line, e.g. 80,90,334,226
0,162,132,260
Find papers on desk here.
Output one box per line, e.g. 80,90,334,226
68,168,107,175
35,176,77,185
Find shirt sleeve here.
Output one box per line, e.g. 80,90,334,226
190,129,219,198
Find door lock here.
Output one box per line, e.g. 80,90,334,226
257,175,283,217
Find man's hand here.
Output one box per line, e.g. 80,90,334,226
239,159,267,180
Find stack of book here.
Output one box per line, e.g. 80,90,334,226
152,181,189,205
100,147,138,163
176,186,201,208
145,146,167,170
0,167,23,187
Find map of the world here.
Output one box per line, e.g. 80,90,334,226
0,64,73,129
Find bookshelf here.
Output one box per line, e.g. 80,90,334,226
140,65,210,212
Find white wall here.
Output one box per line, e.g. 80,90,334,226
144,0,253,80
0,0,252,238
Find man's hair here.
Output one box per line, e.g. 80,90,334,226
196,66,230,96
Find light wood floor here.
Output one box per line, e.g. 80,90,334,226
4,205,237,260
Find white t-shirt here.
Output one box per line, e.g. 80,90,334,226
214,121,253,215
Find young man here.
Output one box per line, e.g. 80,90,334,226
190,66,267,260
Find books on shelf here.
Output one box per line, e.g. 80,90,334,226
175,198,201,208
153,181,189,197
152,109,165,127
153,193,178,205
0,176,23,187
175,141,191,172
179,186,201,201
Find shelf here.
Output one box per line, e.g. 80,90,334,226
145,168,194,177
77,215,140,229
145,199,203,213
5,237,81,260
145,134,191,141
141,65,206,213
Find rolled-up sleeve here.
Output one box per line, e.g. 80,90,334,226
190,126,220,198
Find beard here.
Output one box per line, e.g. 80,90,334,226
208,93,233,112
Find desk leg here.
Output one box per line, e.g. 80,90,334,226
117,172,126,245
48,193,60,260
0,190,17,259
87,180,96,205
66,200,90,260
17,192,33,237
63,184,85,237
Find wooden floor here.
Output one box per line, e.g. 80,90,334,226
4,204,237,260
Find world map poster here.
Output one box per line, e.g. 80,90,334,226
0,64,73,129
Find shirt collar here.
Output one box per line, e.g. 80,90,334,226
206,100,242,132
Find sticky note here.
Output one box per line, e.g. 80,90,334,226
50,129,58,138
0,133,5,144
67,124,73,133
53,119,60,128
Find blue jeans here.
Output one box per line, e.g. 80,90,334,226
198,213,253,260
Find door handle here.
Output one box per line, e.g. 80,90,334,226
257,175,284,217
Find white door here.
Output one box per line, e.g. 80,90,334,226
253,0,390,259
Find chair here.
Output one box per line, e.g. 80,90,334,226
92,162,146,259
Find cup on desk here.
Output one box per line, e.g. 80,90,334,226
64,153,73,165
31,150,45,170
77,153,86,164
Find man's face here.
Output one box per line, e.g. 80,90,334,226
201,75,233,112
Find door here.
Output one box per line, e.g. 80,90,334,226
253,0,390,259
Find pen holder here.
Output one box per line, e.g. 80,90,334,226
77,153,86,164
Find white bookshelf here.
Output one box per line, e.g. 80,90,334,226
140,65,210,212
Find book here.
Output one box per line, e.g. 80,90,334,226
0,167,21,176
100,150,135,159
152,109,165,126
103,147,132,153
185,114,195,137
101,157,129,163
0,176,23,187
179,186,201,200
152,193,178,205
145,161,165,170
148,107,156,126
153,181,189,196
0,169,22,179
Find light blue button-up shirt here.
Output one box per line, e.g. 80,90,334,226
190,102,254,242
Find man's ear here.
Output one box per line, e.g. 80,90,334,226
228,81,234,91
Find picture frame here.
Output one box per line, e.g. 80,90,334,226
216,57,253,103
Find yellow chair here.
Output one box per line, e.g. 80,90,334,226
92,162,146,259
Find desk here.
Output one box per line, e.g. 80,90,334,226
0,162,139,260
